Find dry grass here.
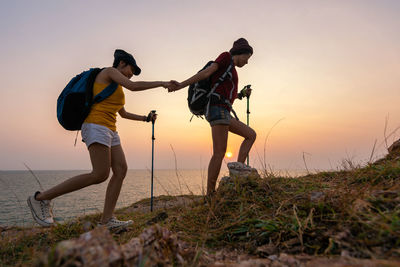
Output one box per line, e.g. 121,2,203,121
165,149,400,258
1,149,400,266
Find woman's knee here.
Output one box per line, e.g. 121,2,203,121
244,128,256,142
248,129,257,142
112,162,128,179
90,169,110,184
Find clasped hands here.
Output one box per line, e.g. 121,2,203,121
163,80,184,92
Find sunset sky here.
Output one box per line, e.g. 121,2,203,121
1,0,399,171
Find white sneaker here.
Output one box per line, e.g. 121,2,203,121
98,216,133,231
227,162,257,176
27,191,54,227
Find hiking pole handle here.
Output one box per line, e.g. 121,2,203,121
244,84,251,108
151,110,156,124
240,84,251,114
151,110,156,139
243,85,251,97
243,85,251,120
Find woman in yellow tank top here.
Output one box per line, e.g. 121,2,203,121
28,49,178,231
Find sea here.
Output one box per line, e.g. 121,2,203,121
0,168,307,227
0,169,210,227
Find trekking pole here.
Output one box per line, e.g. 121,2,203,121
150,110,156,212
244,85,251,166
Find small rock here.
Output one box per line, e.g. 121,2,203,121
310,191,325,202
45,225,195,266
388,139,400,153
50,227,123,267
268,254,278,261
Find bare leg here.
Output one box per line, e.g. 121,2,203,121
36,143,111,201
229,118,257,164
207,124,229,196
101,145,127,223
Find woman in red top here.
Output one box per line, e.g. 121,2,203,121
170,38,256,196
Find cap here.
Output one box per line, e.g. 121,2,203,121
114,49,141,75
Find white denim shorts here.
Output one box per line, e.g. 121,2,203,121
81,123,121,148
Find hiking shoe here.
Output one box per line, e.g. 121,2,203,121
27,191,54,227
98,217,133,231
227,162,257,176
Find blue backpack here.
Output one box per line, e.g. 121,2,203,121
57,68,118,130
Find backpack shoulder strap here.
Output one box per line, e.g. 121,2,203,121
93,82,119,103
85,68,119,103
218,58,234,83
207,58,233,97
204,58,234,118
85,68,101,104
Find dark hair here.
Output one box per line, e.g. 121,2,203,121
229,38,253,56
112,58,120,68
112,58,126,68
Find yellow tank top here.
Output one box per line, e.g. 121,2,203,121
84,83,125,131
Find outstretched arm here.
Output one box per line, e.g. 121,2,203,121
105,67,169,91
169,62,219,92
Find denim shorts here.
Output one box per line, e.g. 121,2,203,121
81,123,121,148
206,105,232,126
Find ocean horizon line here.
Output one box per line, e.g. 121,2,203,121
0,168,206,172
